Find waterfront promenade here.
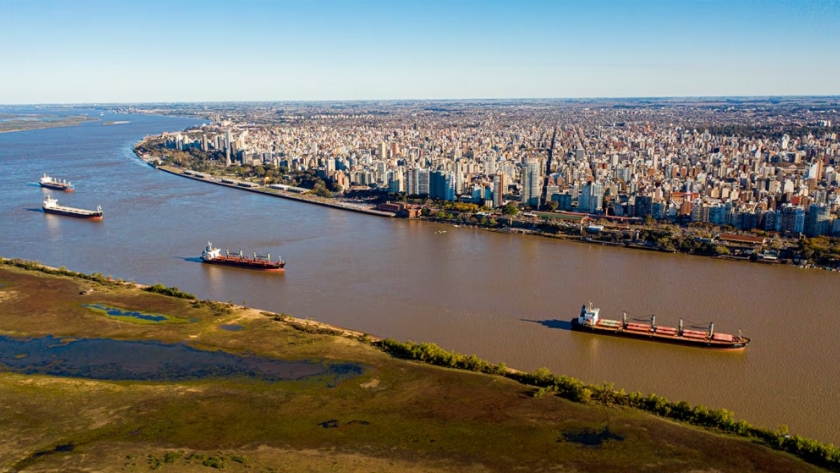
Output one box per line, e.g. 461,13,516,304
152,163,396,218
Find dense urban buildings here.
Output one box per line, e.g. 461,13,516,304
149,98,840,239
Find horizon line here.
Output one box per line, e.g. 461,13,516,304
3,94,840,107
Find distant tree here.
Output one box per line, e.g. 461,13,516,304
313,185,332,198
502,202,519,216
545,200,559,212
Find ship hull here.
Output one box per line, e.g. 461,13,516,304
43,207,102,220
202,257,285,272
40,182,74,192
570,318,749,350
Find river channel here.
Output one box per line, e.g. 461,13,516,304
1,109,838,444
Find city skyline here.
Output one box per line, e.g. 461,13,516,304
2,0,839,104
141,98,840,241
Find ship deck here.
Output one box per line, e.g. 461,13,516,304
203,256,285,270
40,183,74,191
573,318,749,349
43,205,102,218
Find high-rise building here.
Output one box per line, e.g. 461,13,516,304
690,199,705,222
780,205,805,234
485,158,497,176
553,192,572,211
651,201,665,220
406,168,420,196
807,161,823,181
429,171,455,201
388,177,403,194
545,185,560,202
418,170,430,196
805,204,830,237
743,211,761,231
592,182,604,213
492,173,506,208
225,129,232,166
471,185,483,201
579,180,604,214
634,195,652,217
521,159,541,208
763,209,781,232
709,203,727,225
454,160,465,195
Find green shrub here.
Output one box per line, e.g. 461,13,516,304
147,455,163,470
185,453,206,462
144,283,196,300
202,455,227,469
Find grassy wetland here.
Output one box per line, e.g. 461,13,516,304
0,259,835,472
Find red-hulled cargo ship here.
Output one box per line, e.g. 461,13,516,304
201,242,285,271
571,303,750,350
39,173,75,191
42,197,103,220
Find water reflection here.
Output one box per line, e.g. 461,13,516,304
43,212,62,239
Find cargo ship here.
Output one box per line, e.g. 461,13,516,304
571,303,750,350
42,197,103,220
200,242,285,271
39,173,75,191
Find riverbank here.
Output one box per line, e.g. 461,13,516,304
152,163,397,218
0,258,837,472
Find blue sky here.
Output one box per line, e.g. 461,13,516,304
1,0,838,103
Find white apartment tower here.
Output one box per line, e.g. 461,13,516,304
521,158,542,208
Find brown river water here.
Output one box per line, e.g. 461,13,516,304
1,110,838,444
